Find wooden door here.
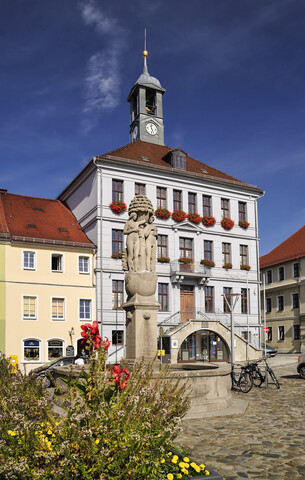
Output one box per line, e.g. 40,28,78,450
180,286,194,323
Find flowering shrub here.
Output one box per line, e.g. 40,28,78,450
172,210,187,222
239,220,250,229
240,264,251,271
200,259,215,268
1,321,213,479
179,257,193,264
157,256,170,263
187,212,202,224
202,216,216,227
223,262,233,270
109,201,127,215
221,217,235,230
155,208,171,220
112,252,123,259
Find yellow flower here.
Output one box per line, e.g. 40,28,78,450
157,434,162,438
95,439,100,444
200,464,205,470
7,430,17,436
160,458,165,464
183,457,189,462
205,470,210,475
177,475,182,479
167,474,174,480
168,451,172,456
47,429,53,435
171,455,178,464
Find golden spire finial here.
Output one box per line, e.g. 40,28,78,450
143,28,148,58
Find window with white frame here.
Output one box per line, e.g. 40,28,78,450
23,339,40,362
52,298,65,321
23,251,35,270
188,192,197,214
112,330,124,345
47,339,64,360
222,243,231,265
293,324,300,340
157,235,168,258
112,280,124,310
158,283,169,311
292,292,299,309
78,256,90,274
278,325,285,341
278,266,285,282
135,183,146,195
23,296,37,319
240,245,248,266
266,297,272,313
79,299,92,320
156,187,167,209
205,286,214,313
51,254,63,272
112,179,123,202
266,270,272,284
293,262,300,278
277,295,284,312
221,198,230,218
238,202,247,222
202,195,212,216
204,240,213,261
267,326,272,341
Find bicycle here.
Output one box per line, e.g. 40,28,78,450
247,358,280,389
231,363,253,393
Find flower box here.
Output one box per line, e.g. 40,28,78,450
188,212,203,224
202,215,216,227
158,256,170,263
179,257,193,264
155,208,171,220
240,264,251,271
111,252,123,259
239,220,250,229
109,201,127,215
221,217,235,230
223,262,232,270
200,259,215,268
172,209,187,222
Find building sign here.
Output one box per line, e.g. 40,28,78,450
66,345,75,357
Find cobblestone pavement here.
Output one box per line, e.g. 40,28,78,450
177,357,305,480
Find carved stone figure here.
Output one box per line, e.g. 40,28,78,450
123,195,158,305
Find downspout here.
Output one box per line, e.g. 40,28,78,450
255,191,265,346
93,157,103,338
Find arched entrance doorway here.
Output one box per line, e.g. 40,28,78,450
177,330,229,363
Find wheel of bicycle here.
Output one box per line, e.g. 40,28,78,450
251,370,264,387
269,369,280,389
238,372,253,393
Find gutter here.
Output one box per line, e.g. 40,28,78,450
255,190,266,346
93,157,103,337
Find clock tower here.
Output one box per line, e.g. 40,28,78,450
127,43,165,145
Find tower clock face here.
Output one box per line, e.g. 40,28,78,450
145,122,157,136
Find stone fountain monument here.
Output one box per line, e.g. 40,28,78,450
122,194,160,363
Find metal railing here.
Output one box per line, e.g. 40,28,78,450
170,260,207,275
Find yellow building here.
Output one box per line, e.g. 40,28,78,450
260,226,305,353
0,190,96,372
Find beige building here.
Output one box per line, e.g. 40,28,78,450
260,226,305,353
0,190,96,372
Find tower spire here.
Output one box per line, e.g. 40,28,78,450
143,28,148,74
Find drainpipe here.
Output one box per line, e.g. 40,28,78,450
254,191,265,346
93,157,103,338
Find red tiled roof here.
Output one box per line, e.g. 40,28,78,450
260,225,305,268
96,140,263,193
0,192,95,248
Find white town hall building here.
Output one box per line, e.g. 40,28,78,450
59,49,264,364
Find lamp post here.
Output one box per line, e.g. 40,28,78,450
222,293,240,365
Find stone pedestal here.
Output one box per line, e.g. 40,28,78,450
123,300,159,363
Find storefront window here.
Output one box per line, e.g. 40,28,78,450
177,331,229,363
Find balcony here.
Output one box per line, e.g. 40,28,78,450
170,259,211,284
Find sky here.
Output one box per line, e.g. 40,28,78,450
1,0,305,256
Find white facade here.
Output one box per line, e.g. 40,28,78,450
59,153,263,362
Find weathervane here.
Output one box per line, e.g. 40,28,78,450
143,28,148,73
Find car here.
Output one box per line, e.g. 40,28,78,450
297,353,305,379
260,344,278,357
29,356,87,388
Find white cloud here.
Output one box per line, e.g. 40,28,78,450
79,0,124,130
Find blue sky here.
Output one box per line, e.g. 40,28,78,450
1,0,305,256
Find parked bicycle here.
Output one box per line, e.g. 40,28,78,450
247,358,280,389
231,363,253,393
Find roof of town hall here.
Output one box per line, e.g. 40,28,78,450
95,140,264,194
0,191,95,248
260,225,305,268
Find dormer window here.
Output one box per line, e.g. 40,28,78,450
163,149,187,170
146,88,156,115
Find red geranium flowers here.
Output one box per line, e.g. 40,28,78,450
81,321,110,351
